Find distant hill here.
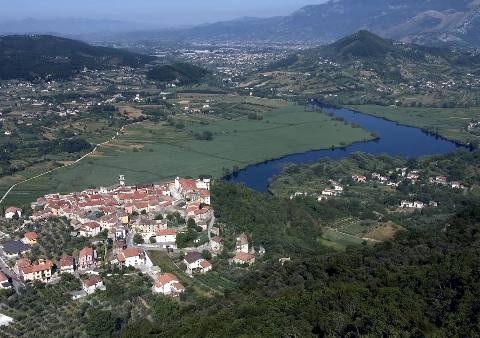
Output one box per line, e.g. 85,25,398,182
142,0,480,47
0,35,154,80
146,63,208,85
274,30,480,69
255,31,480,106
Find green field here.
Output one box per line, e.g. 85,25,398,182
347,104,480,145
1,99,373,206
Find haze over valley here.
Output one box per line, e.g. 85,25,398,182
1,1,480,337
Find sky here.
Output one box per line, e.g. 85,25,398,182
0,0,326,26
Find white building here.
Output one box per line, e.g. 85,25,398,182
153,273,185,296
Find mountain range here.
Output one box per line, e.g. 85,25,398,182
143,0,480,47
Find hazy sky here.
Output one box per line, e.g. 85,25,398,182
0,0,327,26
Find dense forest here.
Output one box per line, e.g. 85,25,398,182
146,63,208,85
120,198,480,337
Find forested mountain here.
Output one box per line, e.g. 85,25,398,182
147,0,480,47
146,63,208,85
0,35,154,80
251,31,480,106
273,30,480,68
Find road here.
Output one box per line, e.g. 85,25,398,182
0,253,25,291
0,122,139,206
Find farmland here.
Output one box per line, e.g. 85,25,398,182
1,98,373,206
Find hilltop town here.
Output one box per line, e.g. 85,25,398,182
0,176,261,305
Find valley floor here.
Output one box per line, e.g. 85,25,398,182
1,100,372,206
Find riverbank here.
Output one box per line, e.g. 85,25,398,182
346,104,480,147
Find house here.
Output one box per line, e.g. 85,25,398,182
1,241,31,258
322,188,340,197
5,207,22,219
155,229,177,248
352,175,366,183
59,256,75,274
19,260,53,283
22,232,38,245
78,247,97,270
0,272,11,289
114,225,127,240
184,251,212,275
115,248,148,267
82,275,104,294
317,195,329,202
429,201,438,208
79,222,101,237
400,201,424,209
450,181,463,189
235,234,249,253
14,258,31,275
233,252,255,265
431,176,448,185
210,236,223,252
153,273,185,296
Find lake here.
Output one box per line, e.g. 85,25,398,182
227,104,465,192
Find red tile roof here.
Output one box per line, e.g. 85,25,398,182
234,252,255,263
155,273,178,287
59,256,74,267
200,260,212,269
82,275,102,287
156,229,177,236
24,232,37,241
79,247,94,258
21,260,53,274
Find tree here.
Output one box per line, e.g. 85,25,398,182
86,310,122,337
149,237,157,244
187,218,196,229
201,250,212,260
133,234,144,245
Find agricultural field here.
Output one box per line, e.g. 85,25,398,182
347,104,480,145
2,98,373,206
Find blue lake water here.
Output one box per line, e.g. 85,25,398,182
226,104,465,192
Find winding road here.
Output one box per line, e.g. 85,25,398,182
0,123,136,206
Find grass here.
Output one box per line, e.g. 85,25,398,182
321,227,368,247
2,99,373,206
347,104,480,144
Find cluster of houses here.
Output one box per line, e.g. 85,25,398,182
290,180,344,202
429,175,464,189
288,167,465,211
351,168,466,190
29,177,211,243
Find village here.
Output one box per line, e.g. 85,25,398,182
0,176,260,303
290,166,466,211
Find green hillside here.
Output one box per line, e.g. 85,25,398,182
146,62,208,85
0,35,154,80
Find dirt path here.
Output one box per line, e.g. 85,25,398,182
0,123,138,206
